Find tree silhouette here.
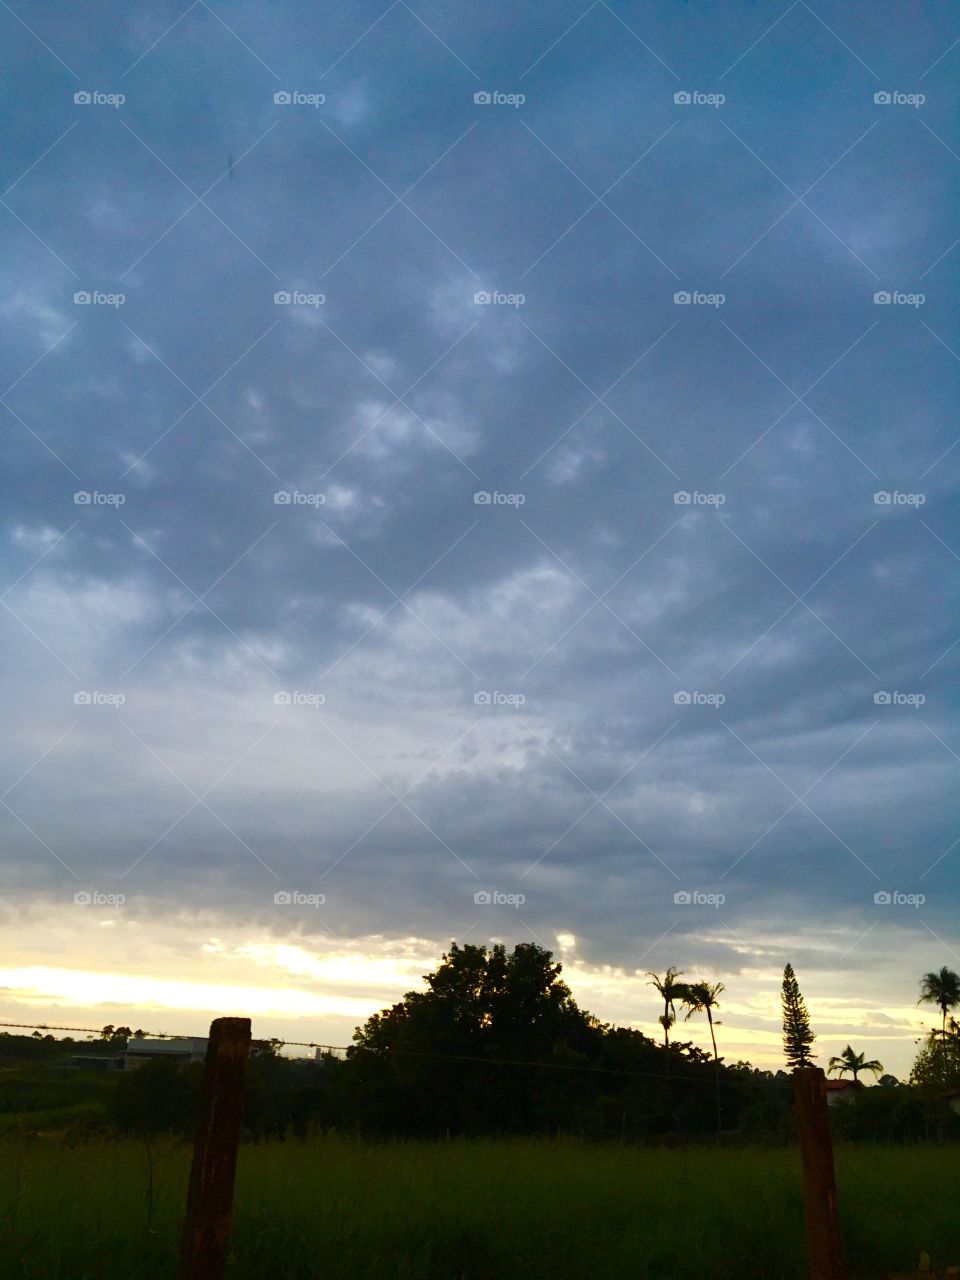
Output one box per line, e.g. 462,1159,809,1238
683,979,725,1131
910,1027,960,1090
682,980,724,1062
918,966,960,1039
647,967,685,1048
781,963,815,1069
828,1044,883,1081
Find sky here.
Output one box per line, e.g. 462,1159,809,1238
0,1,957,1076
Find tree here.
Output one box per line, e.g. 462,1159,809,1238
682,980,724,1062
910,1027,960,1091
781,963,816,1069
253,1037,286,1058
647,967,686,1048
828,1045,883,1082
918,967,960,1039
683,979,725,1131
98,1024,131,1045
349,942,600,1135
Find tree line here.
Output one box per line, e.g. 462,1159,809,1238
4,946,960,1142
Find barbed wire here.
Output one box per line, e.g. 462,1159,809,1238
0,1019,791,1087
0,1021,348,1051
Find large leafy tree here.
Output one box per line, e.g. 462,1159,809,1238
781,963,816,1069
910,1028,960,1091
918,967,960,1038
349,943,600,1134
355,942,592,1054
828,1045,883,1082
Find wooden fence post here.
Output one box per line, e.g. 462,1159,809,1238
794,1065,846,1280
181,1017,252,1280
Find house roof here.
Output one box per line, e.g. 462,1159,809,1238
824,1078,863,1091
124,1037,208,1055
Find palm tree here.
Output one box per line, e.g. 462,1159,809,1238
682,980,725,1062
918,967,960,1039
828,1044,883,1082
647,967,685,1048
683,980,725,1131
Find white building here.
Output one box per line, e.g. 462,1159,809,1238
123,1037,208,1069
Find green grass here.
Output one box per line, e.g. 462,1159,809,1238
0,1136,957,1279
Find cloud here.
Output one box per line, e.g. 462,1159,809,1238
0,0,955,1075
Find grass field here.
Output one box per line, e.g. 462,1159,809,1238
0,1135,957,1279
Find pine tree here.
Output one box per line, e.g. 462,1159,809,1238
781,962,816,1069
